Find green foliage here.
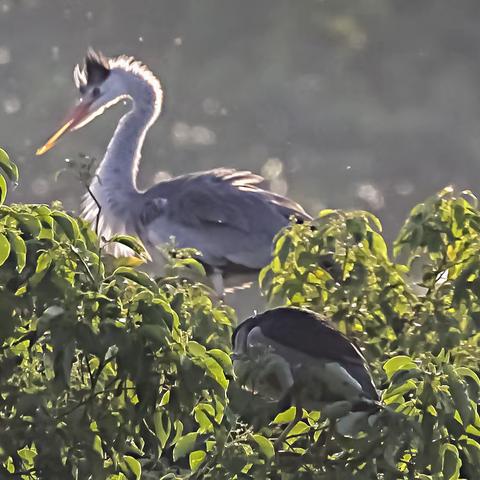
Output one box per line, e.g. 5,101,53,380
0,151,234,479
258,186,480,477
2,144,480,480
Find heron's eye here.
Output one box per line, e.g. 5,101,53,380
92,86,101,98
79,85,86,95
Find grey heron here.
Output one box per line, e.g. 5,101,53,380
232,307,380,434
36,50,311,292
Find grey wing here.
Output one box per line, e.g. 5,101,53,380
138,168,311,270
253,308,379,401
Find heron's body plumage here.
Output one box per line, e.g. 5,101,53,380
70,51,310,287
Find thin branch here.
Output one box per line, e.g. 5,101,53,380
85,178,102,237
69,244,96,284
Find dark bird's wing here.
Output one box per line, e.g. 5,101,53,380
234,307,379,402
138,169,310,272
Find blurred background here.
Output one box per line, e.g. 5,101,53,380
2,1,480,263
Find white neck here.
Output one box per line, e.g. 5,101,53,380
95,69,161,212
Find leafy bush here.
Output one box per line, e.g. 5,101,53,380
260,186,480,478
0,146,480,479
0,149,234,479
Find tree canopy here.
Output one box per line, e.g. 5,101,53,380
0,149,480,479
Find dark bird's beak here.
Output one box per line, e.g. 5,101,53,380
36,100,92,155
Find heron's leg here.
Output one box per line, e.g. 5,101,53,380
210,269,225,297
274,403,302,450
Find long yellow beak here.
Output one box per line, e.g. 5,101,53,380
36,119,75,155
36,101,91,155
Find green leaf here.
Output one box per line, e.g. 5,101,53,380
274,235,292,264
52,211,80,240
194,403,215,433
441,443,461,480
208,348,233,375
188,340,207,357
456,367,480,385
0,148,18,182
273,407,297,424
18,447,36,465
203,356,228,389
139,324,169,345
109,234,147,258
172,420,184,445
0,232,11,266
385,379,417,399
154,410,171,448
370,231,388,259
0,174,7,204
463,437,480,465
383,355,417,380
364,211,383,232
286,421,310,440
173,432,198,461
113,266,158,291
159,390,170,406
189,450,206,472
35,251,52,273
250,434,275,459
93,435,103,457
7,231,26,272
123,456,141,480
176,257,207,276
13,212,42,237
194,409,212,433
448,376,472,426
258,264,273,288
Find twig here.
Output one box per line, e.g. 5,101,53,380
69,244,96,284
86,178,102,237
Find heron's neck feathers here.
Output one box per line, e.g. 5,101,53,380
109,55,163,109
94,63,162,215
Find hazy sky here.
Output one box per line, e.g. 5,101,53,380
2,0,480,242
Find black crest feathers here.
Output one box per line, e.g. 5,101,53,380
74,49,110,89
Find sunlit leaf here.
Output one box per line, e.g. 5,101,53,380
0,174,7,204
0,232,11,266
383,356,417,380
250,434,275,459
113,266,158,291
7,231,26,272
52,211,80,240
273,407,297,424
154,410,171,448
109,234,147,258
0,148,18,182
123,456,141,480
441,443,461,480
189,450,206,472
173,432,198,461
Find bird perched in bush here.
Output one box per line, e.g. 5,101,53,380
232,307,380,433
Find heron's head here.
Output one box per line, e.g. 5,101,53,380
36,49,150,155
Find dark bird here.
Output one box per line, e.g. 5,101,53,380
36,50,311,293
232,307,380,433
